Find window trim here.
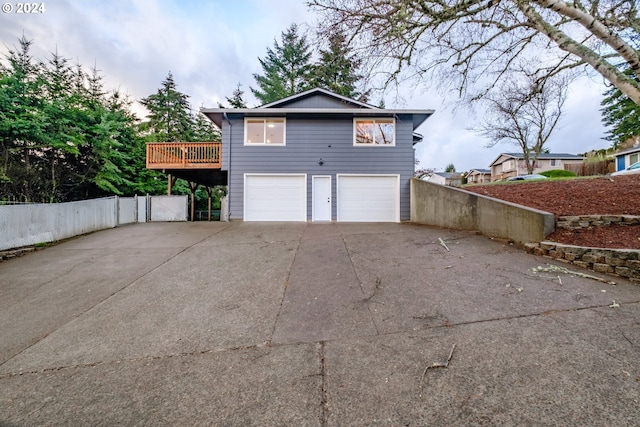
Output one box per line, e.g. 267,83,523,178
244,118,286,146
502,159,515,172
353,117,396,146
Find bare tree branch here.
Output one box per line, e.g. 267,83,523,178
309,0,640,104
474,76,569,173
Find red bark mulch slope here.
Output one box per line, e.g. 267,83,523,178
464,174,640,249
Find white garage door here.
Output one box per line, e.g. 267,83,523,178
337,175,399,222
244,174,307,221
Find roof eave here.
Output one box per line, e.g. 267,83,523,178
200,108,436,131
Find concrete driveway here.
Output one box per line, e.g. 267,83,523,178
1,222,639,426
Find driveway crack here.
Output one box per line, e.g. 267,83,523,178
319,341,329,427
269,225,304,343
340,233,380,335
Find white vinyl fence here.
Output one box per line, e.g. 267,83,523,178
150,195,189,222
0,195,187,251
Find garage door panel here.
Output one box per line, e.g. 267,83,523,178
245,175,306,221
337,175,399,222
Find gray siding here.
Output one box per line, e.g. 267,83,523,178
277,96,367,109
226,114,416,221
221,120,230,170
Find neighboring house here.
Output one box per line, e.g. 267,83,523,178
425,172,463,187
199,88,434,222
467,168,491,184
489,153,583,181
614,146,640,171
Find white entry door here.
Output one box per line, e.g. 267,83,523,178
312,175,332,221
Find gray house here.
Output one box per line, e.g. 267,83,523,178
201,88,433,222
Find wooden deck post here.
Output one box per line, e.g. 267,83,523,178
167,174,178,196
188,181,198,222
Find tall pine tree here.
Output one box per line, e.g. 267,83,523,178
311,31,369,102
220,82,247,108
252,24,313,104
140,72,194,142
0,36,49,202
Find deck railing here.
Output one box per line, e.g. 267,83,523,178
146,142,222,169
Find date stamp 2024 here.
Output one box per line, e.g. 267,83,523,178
2,3,45,14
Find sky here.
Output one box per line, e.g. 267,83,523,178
0,0,612,172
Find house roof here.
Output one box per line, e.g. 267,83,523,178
614,146,640,158
201,88,434,131
489,152,583,167
259,87,375,109
434,172,462,179
469,168,490,174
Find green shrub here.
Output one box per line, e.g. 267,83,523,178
540,169,576,178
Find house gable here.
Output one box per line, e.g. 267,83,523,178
260,88,374,109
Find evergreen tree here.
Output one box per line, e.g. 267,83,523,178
601,67,640,149
222,82,247,108
252,24,313,104
192,111,221,142
40,51,85,201
445,163,456,173
311,31,369,102
139,72,194,142
0,36,48,202
0,37,153,202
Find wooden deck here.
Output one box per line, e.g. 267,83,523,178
146,142,222,170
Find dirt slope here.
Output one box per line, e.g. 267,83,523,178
464,175,640,249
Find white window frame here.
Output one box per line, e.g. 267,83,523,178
353,118,396,146
244,118,286,146
629,153,639,166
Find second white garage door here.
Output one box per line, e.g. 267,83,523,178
337,174,399,222
244,174,307,221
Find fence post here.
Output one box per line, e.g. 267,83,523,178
114,196,119,227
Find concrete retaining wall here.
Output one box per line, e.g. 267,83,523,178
525,242,640,282
410,178,555,244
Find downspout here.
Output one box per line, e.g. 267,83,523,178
223,112,232,221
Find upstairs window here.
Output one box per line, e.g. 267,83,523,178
245,118,286,145
354,118,395,146
502,159,515,171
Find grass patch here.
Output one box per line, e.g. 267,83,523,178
540,169,576,178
